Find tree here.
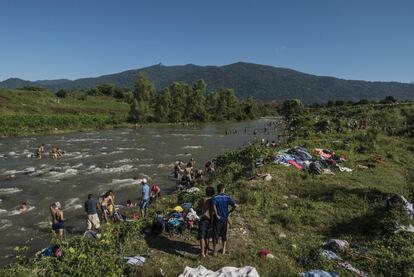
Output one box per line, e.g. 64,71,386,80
128,74,155,123
96,83,115,96
242,96,259,120
280,99,304,117
188,79,208,121
56,89,67,98
154,88,172,122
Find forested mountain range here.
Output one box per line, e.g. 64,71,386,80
1,62,413,103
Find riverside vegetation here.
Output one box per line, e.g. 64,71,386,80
0,74,273,137
1,99,413,276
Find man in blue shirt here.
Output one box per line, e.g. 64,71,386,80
212,183,237,255
140,178,150,218
84,194,100,230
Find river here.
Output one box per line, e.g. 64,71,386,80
0,118,279,265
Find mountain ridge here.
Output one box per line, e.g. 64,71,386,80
1,62,413,103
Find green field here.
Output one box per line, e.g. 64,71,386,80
0,89,130,137
1,102,413,276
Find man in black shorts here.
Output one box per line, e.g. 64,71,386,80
212,183,237,255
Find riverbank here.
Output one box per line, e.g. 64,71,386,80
0,88,276,138
1,103,413,276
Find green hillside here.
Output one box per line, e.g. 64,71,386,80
1,62,413,103
0,89,129,137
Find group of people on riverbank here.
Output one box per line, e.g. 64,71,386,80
48,178,162,237
174,159,215,190
46,156,236,259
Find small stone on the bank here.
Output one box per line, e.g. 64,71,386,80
283,195,289,200
290,194,298,199
282,203,289,209
278,232,286,239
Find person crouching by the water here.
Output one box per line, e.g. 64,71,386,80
150,184,161,203
140,178,150,218
49,202,64,237
85,194,100,231
56,148,64,158
37,144,45,159
197,186,215,258
212,183,237,255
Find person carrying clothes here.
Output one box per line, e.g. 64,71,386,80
49,202,65,237
140,178,150,218
212,183,237,255
84,194,100,231
197,186,215,258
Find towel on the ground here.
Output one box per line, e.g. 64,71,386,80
124,256,146,266
178,265,259,277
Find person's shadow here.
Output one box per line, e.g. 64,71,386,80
145,234,199,260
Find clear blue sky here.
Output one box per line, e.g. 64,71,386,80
0,0,413,82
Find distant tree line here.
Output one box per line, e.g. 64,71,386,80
127,74,271,123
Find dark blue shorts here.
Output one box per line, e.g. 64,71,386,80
52,221,64,230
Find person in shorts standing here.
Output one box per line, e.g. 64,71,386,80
212,184,237,255
140,178,150,218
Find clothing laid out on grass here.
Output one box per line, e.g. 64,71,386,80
178,265,259,277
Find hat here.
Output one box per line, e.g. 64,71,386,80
141,178,147,184
54,202,62,209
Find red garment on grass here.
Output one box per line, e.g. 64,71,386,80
258,249,272,257
288,160,303,170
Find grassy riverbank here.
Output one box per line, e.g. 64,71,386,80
0,89,130,137
1,102,413,276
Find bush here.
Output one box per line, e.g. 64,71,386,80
56,89,67,98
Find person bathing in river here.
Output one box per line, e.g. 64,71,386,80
174,162,184,179
49,202,64,237
197,186,215,258
125,200,136,208
36,144,45,159
18,202,29,213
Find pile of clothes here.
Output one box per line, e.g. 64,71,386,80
384,194,414,233
151,203,200,235
178,265,259,277
300,239,368,277
271,146,351,175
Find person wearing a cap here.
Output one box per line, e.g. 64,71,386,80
140,178,150,218
49,201,65,237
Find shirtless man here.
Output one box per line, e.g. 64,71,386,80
49,202,64,237
37,144,45,159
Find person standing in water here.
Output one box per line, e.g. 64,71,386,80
37,144,45,159
49,202,64,237
212,184,237,255
84,194,100,231
140,178,150,218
